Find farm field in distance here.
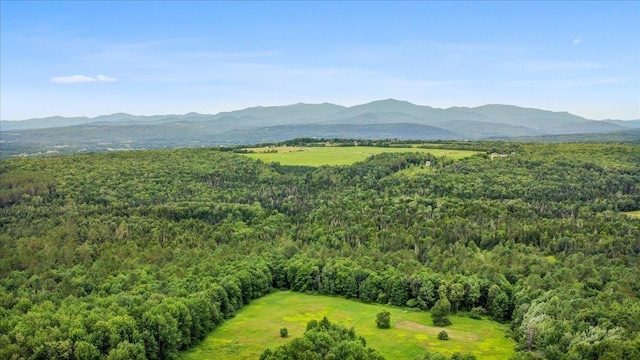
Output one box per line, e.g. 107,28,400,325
180,291,515,360
625,210,640,218
241,145,479,166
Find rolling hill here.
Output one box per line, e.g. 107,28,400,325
1,99,637,157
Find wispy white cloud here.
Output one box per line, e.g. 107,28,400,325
573,37,582,45
50,75,95,83
96,74,117,82
51,74,117,83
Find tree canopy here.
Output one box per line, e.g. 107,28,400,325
260,317,384,360
1,140,639,359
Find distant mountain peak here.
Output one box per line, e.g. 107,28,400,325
107,112,135,117
362,98,416,106
1,100,630,137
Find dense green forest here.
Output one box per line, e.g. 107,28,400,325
1,141,639,359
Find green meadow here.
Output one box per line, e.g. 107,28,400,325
395,164,436,177
181,291,515,360
242,146,479,166
625,210,640,218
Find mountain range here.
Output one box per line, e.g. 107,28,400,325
2,99,639,156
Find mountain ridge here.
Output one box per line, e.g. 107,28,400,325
3,99,635,131
2,99,638,157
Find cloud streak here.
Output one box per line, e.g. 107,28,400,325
51,74,117,84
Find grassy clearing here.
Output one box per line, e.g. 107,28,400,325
241,146,479,166
181,291,515,360
624,210,640,218
244,146,303,153
395,164,435,177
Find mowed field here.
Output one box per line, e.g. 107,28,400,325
180,291,515,360
242,146,479,166
625,210,640,218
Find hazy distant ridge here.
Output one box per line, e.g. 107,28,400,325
3,99,635,132
2,100,638,157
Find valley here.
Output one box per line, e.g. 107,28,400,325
1,141,638,359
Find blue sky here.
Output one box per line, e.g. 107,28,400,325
1,1,639,120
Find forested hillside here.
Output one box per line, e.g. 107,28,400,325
1,142,639,359
3,101,638,158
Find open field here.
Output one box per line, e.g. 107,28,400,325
625,210,640,218
395,164,435,177
244,146,303,153
241,146,479,166
181,291,515,360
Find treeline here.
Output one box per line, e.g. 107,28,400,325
1,142,639,359
273,255,513,321
0,243,275,359
0,248,511,359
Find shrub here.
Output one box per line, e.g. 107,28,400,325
262,318,385,360
279,327,288,338
376,310,391,329
437,330,449,340
431,298,452,327
469,306,486,320
406,299,419,308
451,353,477,360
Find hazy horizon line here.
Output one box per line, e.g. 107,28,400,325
3,99,639,122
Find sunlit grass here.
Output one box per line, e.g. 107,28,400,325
241,146,478,166
624,210,640,218
395,164,435,177
181,291,515,360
